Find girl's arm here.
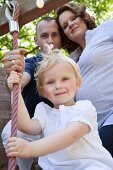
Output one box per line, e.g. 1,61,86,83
6,121,90,158
31,122,90,157
17,92,42,135
8,71,42,135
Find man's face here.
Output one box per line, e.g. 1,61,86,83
35,20,61,50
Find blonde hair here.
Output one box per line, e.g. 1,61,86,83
35,45,82,96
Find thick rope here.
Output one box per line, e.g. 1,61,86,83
5,1,20,170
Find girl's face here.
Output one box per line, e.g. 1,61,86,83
41,61,79,108
58,10,87,46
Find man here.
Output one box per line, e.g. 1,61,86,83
2,16,62,170
2,16,61,118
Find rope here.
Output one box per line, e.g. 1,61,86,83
5,1,20,170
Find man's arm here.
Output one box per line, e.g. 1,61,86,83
22,72,31,90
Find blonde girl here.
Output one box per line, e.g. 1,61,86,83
6,47,113,170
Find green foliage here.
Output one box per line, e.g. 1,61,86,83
0,0,6,7
0,0,113,62
73,0,113,23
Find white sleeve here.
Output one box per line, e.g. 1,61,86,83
69,100,97,131
32,102,49,130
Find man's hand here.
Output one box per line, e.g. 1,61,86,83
6,137,32,158
2,48,26,75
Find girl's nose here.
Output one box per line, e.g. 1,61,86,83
55,81,62,89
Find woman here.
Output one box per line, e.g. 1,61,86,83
56,2,113,157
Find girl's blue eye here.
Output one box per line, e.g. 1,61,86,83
62,77,69,81
47,81,54,84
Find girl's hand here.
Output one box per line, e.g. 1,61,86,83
7,71,22,91
6,137,32,158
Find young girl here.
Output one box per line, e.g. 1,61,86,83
6,47,113,170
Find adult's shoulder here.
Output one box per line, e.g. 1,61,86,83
24,55,37,74
102,19,113,24
25,51,42,63
25,56,36,63
99,19,113,28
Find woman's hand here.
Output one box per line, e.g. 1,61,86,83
6,137,32,158
7,71,22,91
2,48,26,75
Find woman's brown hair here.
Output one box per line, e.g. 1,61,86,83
56,2,96,53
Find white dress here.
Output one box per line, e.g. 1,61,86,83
33,100,113,170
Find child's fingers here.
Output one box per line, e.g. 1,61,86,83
6,137,16,149
10,71,22,76
7,146,18,157
6,145,16,153
7,71,22,89
6,137,31,158
7,151,18,157
8,78,20,84
6,137,21,157
18,72,23,77
10,70,17,74
10,71,21,77
8,137,18,142
6,138,17,157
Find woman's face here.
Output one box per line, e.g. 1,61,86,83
58,10,87,45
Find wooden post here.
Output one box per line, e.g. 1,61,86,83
0,67,11,169
0,0,71,36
